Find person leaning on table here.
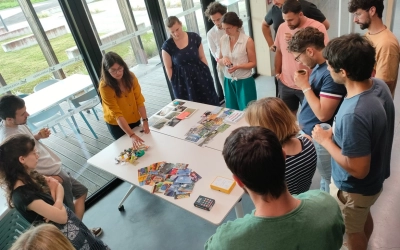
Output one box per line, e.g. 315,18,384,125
99,51,150,148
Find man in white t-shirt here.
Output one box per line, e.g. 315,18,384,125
205,1,227,96
0,95,102,236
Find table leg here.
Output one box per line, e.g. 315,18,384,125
234,198,244,218
118,185,136,211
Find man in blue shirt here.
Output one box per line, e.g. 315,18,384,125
312,33,394,250
287,27,346,192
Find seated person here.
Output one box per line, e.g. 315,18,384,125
245,97,316,194
205,126,344,250
0,134,109,249
10,224,74,250
0,95,101,236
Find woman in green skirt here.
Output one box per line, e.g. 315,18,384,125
218,12,257,110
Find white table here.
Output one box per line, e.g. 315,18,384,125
23,74,93,117
149,100,249,151
87,128,245,225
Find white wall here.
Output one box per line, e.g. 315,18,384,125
250,0,272,76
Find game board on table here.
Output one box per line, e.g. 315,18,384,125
138,162,202,199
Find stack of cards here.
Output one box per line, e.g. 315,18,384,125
137,162,202,199
148,100,198,129
184,109,233,147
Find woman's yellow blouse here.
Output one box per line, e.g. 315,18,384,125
99,74,145,125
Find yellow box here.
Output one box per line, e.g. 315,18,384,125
210,176,236,194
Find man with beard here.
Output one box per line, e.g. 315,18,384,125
262,0,329,51
204,126,344,250
287,27,346,193
0,94,102,237
274,0,329,115
348,0,400,98
205,2,228,96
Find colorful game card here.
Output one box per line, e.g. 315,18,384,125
173,105,187,112
152,118,169,129
189,171,202,183
157,107,173,116
165,111,181,120
174,176,192,184
176,111,190,120
152,182,164,193
174,192,190,199
177,168,191,176
164,184,179,197
159,163,175,174
178,183,195,193
175,163,189,169
166,117,181,127
217,124,231,133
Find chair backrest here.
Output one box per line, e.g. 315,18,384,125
17,93,29,98
27,105,63,128
0,209,31,250
33,79,60,92
71,88,99,108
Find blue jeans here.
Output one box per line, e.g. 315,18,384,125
314,140,331,192
300,130,332,192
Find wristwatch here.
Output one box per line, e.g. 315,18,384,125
142,118,148,122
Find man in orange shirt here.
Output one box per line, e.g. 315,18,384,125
348,0,400,98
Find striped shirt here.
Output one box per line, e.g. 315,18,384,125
285,136,317,195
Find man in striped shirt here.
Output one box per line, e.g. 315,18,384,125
287,27,346,193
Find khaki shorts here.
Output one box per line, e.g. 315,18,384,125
330,181,382,233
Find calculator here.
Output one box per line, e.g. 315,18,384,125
194,195,215,211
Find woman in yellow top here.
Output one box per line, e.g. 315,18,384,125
99,52,150,147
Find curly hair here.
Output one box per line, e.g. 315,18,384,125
0,134,49,208
99,51,134,98
348,0,384,18
287,27,325,53
204,2,227,20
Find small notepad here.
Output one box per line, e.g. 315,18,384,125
210,176,236,194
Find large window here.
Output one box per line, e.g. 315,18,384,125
0,0,253,203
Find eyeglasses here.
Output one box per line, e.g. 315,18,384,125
294,50,305,62
109,67,124,75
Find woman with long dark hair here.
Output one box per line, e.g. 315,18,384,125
99,51,150,147
0,134,109,249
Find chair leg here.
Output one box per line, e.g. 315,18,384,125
65,118,79,135
92,108,99,121
79,112,98,139
57,124,67,137
70,115,81,134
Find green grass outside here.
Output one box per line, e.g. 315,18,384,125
0,0,47,10
0,32,158,94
